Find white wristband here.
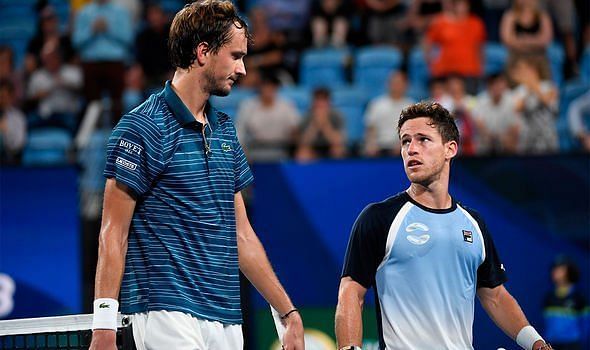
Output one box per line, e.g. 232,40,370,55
516,325,543,350
92,298,119,331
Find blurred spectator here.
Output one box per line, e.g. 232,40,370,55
296,87,346,160
363,71,414,157
135,2,172,89
567,91,590,152
500,0,553,63
254,0,311,32
309,0,351,48
509,55,559,154
236,74,300,161
122,65,145,114
241,7,289,87
446,75,478,155
72,0,133,125
424,0,486,94
0,79,27,165
364,0,409,50
543,256,588,350
0,46,24,105
428,76,453,109
27,40,83,133
472,73,521,154
25,5,75,80
541,0,577,79
406,0,447,40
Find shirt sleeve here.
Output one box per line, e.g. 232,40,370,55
474,213,508,289
103,112,165,198
232,125,254,193
341,204,388,289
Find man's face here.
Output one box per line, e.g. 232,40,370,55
203,25,247,96
400,117,454,186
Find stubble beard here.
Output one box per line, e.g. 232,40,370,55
204,67,231,97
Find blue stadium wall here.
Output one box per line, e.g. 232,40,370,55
0,167,81,319
251,155,590,349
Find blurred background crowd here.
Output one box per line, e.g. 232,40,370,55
0,0,589,168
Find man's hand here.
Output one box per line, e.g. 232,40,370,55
282,311,305,350
89,329,117,350
533,340,552,350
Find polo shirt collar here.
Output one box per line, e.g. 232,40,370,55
162,80,219,130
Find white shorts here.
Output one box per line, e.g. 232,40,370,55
129,310,243,350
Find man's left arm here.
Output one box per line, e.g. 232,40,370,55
235,192,305,349
477,285,550,350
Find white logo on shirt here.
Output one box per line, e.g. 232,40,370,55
407,234,431,245
116,156,138,171
118,139,143,156
405,222,429,232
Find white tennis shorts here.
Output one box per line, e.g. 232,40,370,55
129,310,243,350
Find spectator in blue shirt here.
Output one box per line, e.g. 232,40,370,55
72,0,133,125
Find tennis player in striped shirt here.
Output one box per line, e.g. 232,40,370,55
89,1,304,349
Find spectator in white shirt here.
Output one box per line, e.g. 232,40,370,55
363,71,414,157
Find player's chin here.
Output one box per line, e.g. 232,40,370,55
211,85,232,97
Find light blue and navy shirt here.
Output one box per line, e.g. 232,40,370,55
342,192,507,349
104,81,254,324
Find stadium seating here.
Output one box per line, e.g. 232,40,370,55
22,128,73,166
547,43,565,86
331,86,369,147
483,42,508,76
300,48,349,89
209,88,256,121
353,46,403,98
408,47,430,94
278,86,312,114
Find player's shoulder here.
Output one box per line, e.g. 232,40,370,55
210,105,239,136
358,192,411,223
456,201,485,222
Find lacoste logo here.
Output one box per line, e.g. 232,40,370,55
98,303,110,309
116,157,138,171
406,234,430,245
405,222,429,232
462,230,473,243
221,143,232,152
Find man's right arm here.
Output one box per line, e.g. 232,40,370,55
335,276,367,349
89,178,137,350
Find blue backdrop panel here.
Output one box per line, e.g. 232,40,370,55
252,156,589,349
0,167,81,319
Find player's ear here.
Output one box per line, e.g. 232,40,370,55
195,42,210,66
445,140,458,160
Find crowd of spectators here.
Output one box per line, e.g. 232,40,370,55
1,0,589,165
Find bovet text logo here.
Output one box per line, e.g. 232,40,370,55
118,139,143,156
116,157,138,171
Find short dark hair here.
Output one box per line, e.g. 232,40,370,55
313,87,330,100
397,101,459,143
168,0,252,69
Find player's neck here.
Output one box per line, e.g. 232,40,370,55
171,70,209,124
407,182,452,210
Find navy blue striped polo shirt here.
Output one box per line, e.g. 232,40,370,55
104,81,254,324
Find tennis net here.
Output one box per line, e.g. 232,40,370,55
0,313,135,349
